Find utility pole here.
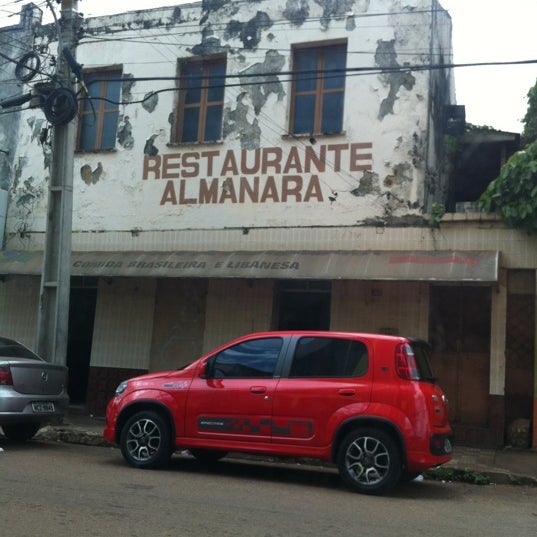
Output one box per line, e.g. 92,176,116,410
36,0,80,365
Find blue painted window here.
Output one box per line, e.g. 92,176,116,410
78,69,122,152
175,56,226,143
291,43,347,135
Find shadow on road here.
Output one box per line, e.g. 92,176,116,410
101,450,460,499
2,436,460,499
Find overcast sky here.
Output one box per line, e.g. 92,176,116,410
2,0,537,133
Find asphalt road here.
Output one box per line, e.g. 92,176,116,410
1,439,536,537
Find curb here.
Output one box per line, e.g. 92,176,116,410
35,426,537,487
424,466,537,488
36,426,111,448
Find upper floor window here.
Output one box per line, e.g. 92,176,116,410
290,42,347,136
77,68,122,152
174,56,226,144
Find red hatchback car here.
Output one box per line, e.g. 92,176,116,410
104,331,453,495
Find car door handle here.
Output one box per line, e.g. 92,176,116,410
250,386,267,395
338,388,356,396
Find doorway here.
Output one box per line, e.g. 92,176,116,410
505,270,535,443
275,280,331,330
428,285,491,443
67,278,98,404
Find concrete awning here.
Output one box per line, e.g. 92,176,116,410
0,250,500,282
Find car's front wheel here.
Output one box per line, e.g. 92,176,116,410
337,428,402,495
1,423,41,442
120,411,172,469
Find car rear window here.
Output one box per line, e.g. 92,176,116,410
0,341,41,360
410,342,435,382
289,337,368,378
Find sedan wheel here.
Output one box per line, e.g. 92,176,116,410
337,428,401,495
1,423,40,442
120,411,172,469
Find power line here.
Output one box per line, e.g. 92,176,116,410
4,55,537,113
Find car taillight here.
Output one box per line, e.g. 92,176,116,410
395,343,420,380
0,365,13,385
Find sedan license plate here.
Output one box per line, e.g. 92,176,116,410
32,402,55,413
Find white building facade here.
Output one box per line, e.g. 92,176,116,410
0,1,536,449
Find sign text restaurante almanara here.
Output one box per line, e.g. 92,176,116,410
142,142,373,205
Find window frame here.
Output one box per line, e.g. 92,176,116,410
206,337,284,379
287,336,369,378
77,66,122,152
174,54,227,144
289,40,347,136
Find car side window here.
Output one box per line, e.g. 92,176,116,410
289,337,368,378
209,337,283,379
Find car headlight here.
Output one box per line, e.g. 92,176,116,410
115,380,128,396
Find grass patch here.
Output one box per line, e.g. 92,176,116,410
425,467,490,485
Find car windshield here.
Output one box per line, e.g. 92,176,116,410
0,339,42,360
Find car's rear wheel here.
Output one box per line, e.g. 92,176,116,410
337,428,402,495
189,449,228,463
120,411,172,469
1,422,41,442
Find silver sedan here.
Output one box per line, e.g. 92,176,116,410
0,336,68,442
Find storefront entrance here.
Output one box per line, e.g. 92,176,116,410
429,285,491,445
67,278,98,404
505,270,535,447
276,280,331,330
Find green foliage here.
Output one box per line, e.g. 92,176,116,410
522,78,537,145
478,140,537,234
425,467,491,485
429,202,445,227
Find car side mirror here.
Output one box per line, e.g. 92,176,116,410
200,357,214,379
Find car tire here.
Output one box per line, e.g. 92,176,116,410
120,411,172,469
337,428,402,495
1,422,41,442
189,449,228,463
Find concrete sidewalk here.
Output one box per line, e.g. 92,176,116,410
34,411,537,487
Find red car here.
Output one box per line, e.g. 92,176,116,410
104,331,453,495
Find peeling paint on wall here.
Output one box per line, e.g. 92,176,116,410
225,11,272,49
239,50,285,115
191,33,230,56
26,116,52,171
122,74,135,103
117,116,134,149
283,0,310,26
142,92,159,113
223,93,262,149
411,131,425,168
144,135,160,156
351,171,381,197
29,117,46,143
2,1,453,235
314,0,355,30
12,174,44,225
382,162,414,214
375,40,416,120
168,7,183,27
80,162,103,185
11,159,22,193
346,14,356,31
202,0,228,12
